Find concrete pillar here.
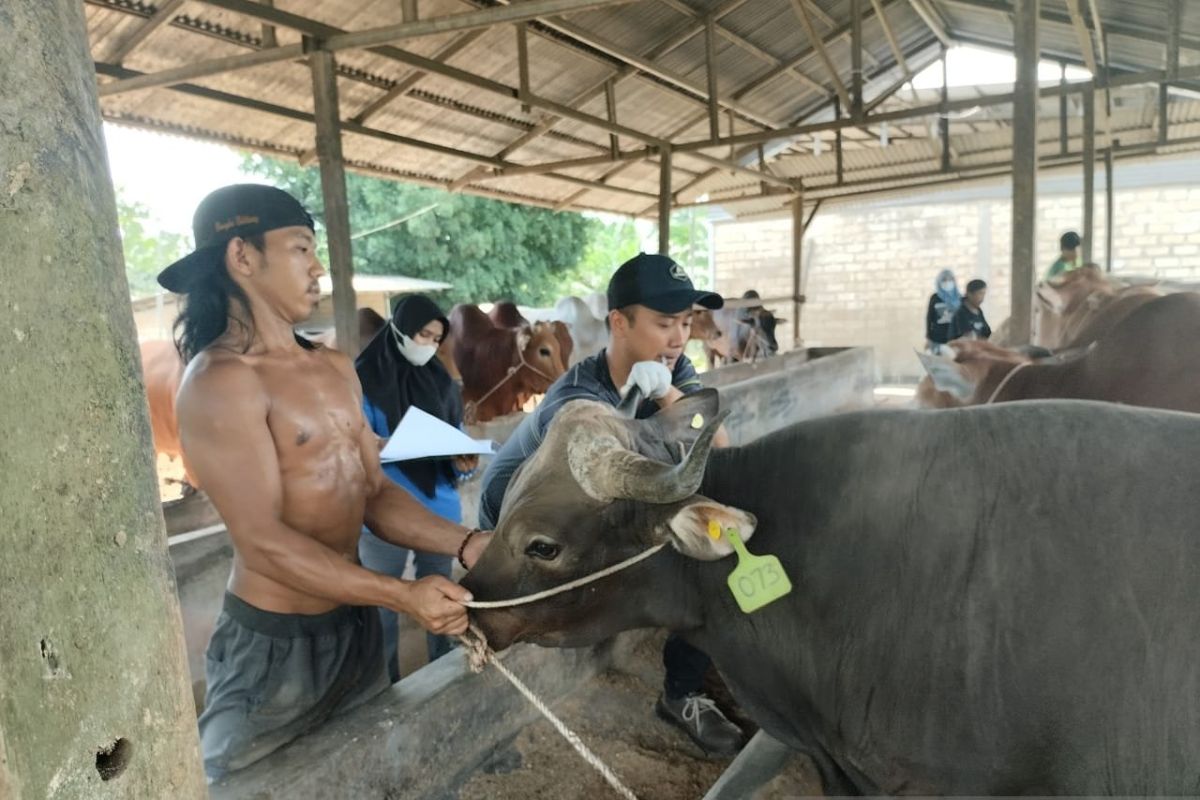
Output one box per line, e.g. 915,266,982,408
1009,0,1039,345
658,146,672,255
310,45,359,354
0,2,206,797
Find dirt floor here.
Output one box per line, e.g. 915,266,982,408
457,636,822,800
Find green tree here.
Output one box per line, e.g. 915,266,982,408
241,154,597,307
116,189,190,299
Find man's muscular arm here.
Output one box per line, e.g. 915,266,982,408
176,356,468,633
331,354,493,567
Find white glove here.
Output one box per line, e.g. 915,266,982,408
620,360,673,400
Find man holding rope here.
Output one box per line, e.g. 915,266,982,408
164,184,491,781
478,253,745,757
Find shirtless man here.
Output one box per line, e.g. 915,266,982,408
160,184,490,781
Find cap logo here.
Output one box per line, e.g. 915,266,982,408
214,214,260,232
669,262,688,282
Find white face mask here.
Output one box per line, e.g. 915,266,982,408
940,280,956,292
391,322,438,367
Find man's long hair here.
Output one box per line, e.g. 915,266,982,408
173,235,263,362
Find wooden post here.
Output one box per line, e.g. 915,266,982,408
1,1,206,796
1058,62,1069,155
1082,85,1095,263
1010,0,1039,345
940,46,951,172
310,44,359,354
791,192,805,348
659,146,672,255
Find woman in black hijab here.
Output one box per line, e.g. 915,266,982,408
355,295,474,679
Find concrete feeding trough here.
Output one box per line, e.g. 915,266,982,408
169,347,874,798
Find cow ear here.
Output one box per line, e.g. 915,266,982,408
661,498,757,560
641,388,720,442
516,327,532,352
916,351,975,399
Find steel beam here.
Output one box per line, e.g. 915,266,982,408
908,0,952,46
1083,84,1095,262
1010,0,1038,345
310,47,358,356
1059,62,1069,154
706,16,720,140
791,193,805,347
106,0,188,64
851,0,864,117
659,147,672,255
1104,143,1114,271
788,0,852,110
101,0,633,96
870,0,911,80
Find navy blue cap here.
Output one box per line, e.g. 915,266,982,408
606,253,723,313
157,184,315,294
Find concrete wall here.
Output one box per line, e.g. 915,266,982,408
713,154,1200,381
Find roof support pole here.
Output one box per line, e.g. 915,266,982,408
659,146,672,256
1104,143,1115,272
1010,0,1039,345
516,22,531,111
310,44,359,354
402,0,419,21
850,0,864,118
791,190,805,348
834,95,844,185
940,46,950,172
1082,84,1095,264
1058,62,1069,155
605,78,620,158
261,0,278,48
705,15,720,140
1162,0,1181,145
1,2,206,796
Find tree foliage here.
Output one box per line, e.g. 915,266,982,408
241,155,599,307
116,189,190,299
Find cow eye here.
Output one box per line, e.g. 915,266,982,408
538,347,552,357
525,538,561,561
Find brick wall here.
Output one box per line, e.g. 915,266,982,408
714,169,1200,381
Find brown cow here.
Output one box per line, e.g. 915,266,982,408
488,301,528,329
450,304,571,422
306,308,388,354
140,339,198,489
1033,265,1162,350
918,292,1200,412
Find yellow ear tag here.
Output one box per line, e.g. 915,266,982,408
707,519,722,541
691,413,705,430
720,525,793,614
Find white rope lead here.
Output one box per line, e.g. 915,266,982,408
460,543,666,609
459,625,640,800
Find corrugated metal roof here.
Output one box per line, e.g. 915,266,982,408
84,0,1200,219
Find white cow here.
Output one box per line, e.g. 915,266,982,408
519,296,607,365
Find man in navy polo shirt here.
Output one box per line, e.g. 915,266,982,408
479,253,745,757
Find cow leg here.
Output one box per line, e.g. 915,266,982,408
701,731,794,800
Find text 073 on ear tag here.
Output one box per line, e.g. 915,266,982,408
718,524,792,613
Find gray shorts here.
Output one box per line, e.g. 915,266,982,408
198,592,389,782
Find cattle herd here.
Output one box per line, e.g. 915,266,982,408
138,269,1200,793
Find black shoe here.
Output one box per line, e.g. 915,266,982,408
655,692,745,757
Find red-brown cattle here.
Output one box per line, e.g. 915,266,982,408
450,304,571,422
918,292,1200,412
1033,265,1162,350
140,339,198,488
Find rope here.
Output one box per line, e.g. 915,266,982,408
985,360,1031,405
464,336,560,422
461,543,666,609
459,625,640,800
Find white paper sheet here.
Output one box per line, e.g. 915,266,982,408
380,406,496,462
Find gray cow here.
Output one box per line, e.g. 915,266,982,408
463,392,1200,795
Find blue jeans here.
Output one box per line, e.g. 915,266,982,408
358,528,455,682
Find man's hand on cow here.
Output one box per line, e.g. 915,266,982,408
621,360,673,400
461,530,493,569
398,575,472,636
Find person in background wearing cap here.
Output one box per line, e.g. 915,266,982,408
477,253,745,758
1046,231,1083,280
163,184,491,781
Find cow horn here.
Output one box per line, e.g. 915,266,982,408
567,409,729,504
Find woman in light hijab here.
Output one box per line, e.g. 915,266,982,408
355,295,476,680
925,269,961,354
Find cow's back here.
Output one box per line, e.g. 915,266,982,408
139,340,186,458
694,402,1200,794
